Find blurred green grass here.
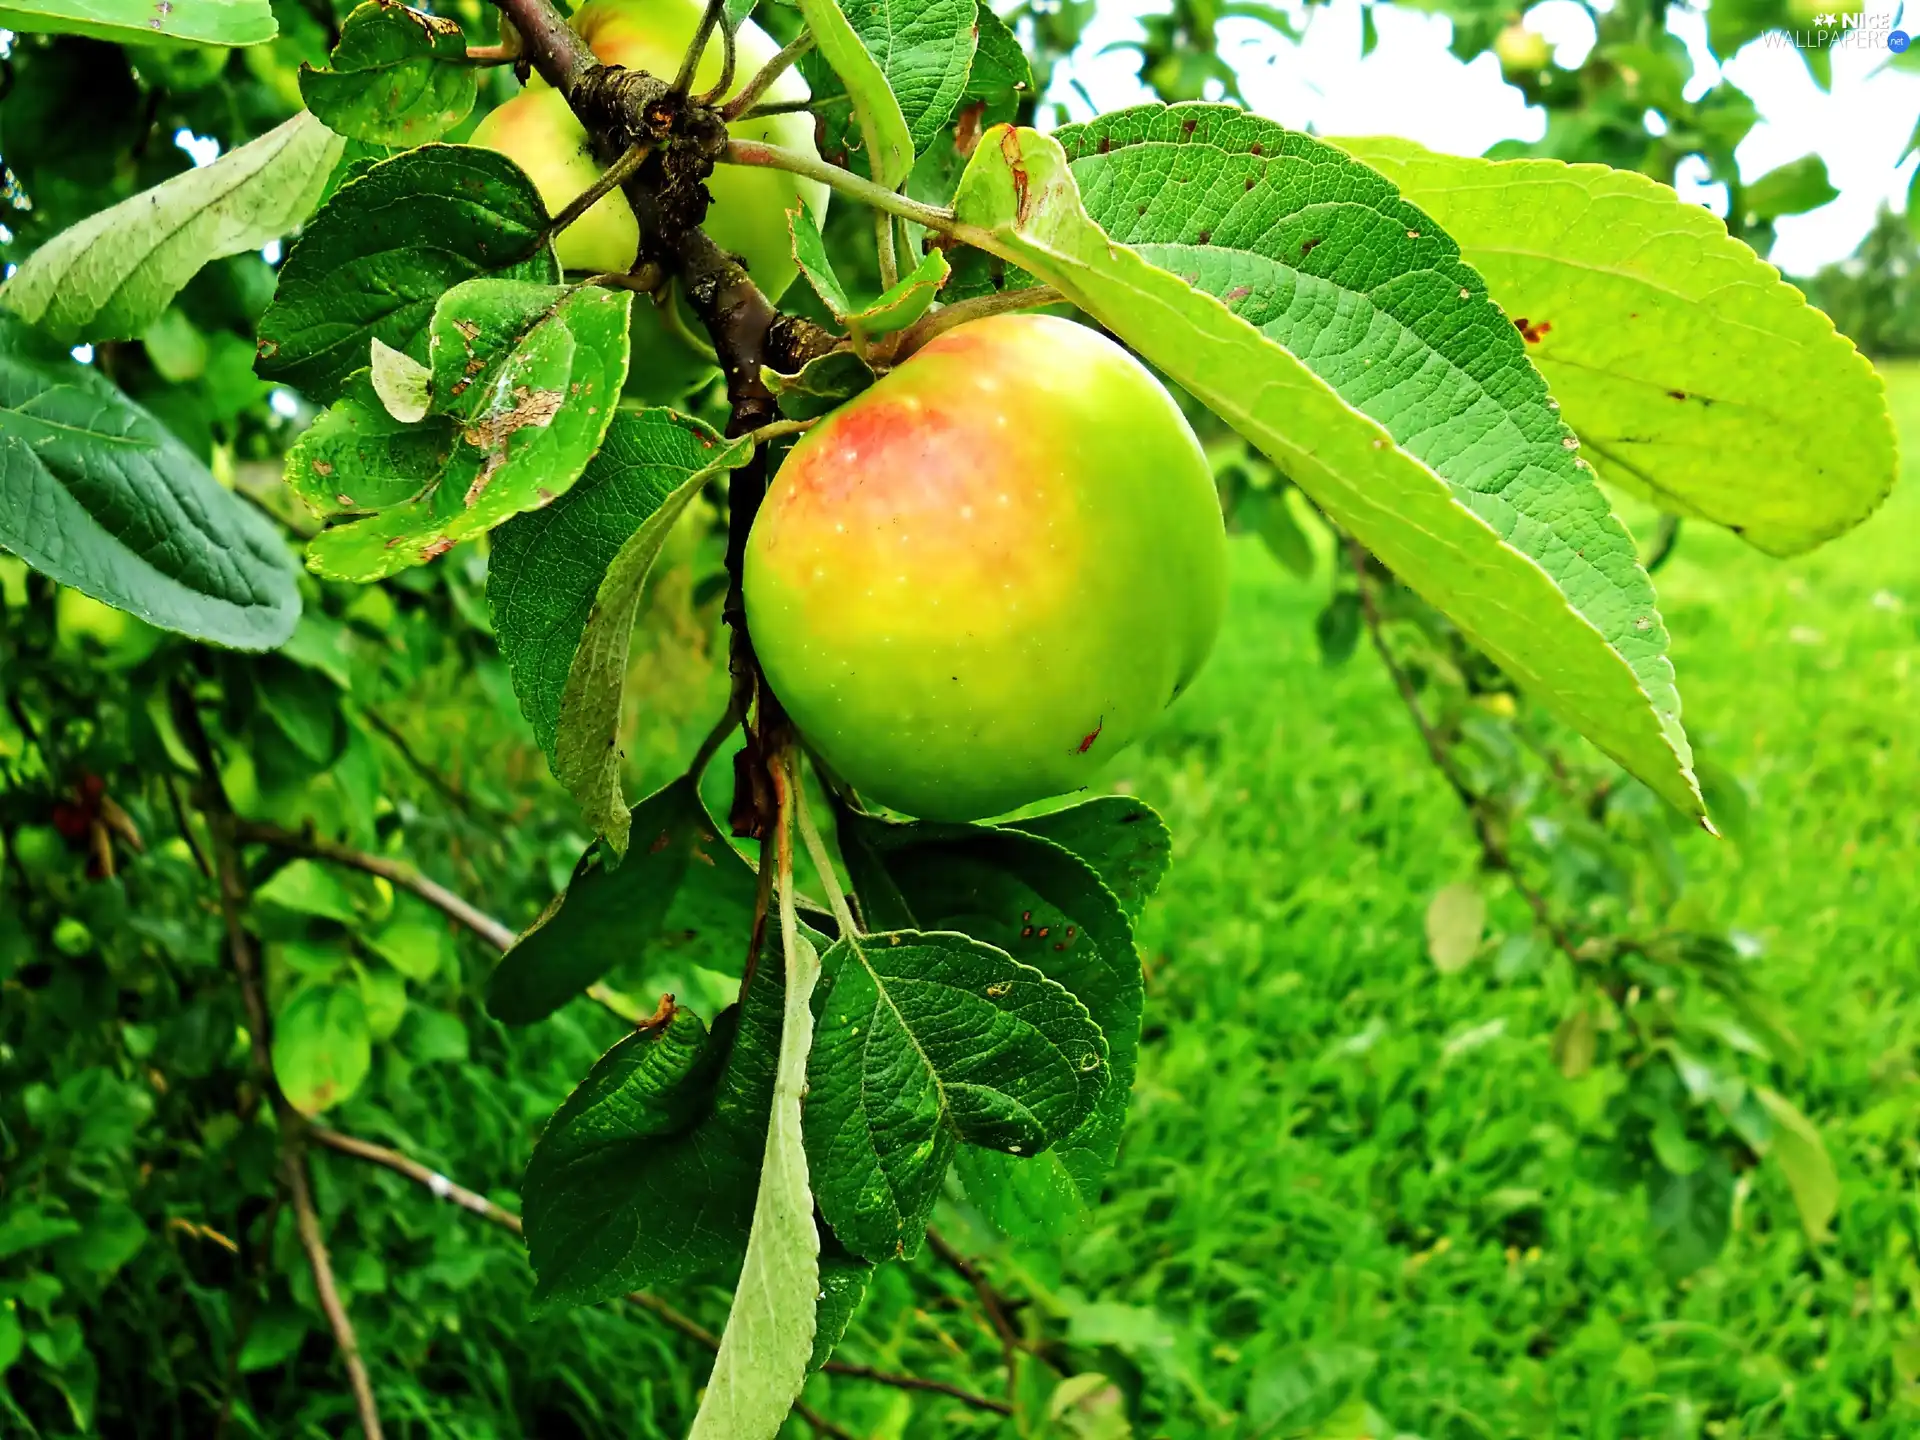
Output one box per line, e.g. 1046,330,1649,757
843,362,1920,1437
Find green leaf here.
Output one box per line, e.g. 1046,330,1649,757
807,929,1107,1262
1740,154,1838,222
1,112,341,345
368,337,431,423
1424,882,1485,974
1648,1153,1732,1277
547,424,752,850
490,408,749,770
256,859,360,924
686,930,822,1440
789,206,949,338
951,119,1702,819
965,4,1034,113
0,310,300,650
810,1238,873,1370
840,812,1141,1239
488,778,755,1023
365,914,451,983
794,0,914,188
1756,1087,1838,1243
1333,137,1893,556
848,0,978,153
523,943,790,1307
1233,482,1314,580
288,279,632,582
256,145,559,405
0,1303,21,1375
764,349,876,421
1009,796,1172,926
300,2,477,146
271,983,372,1115
0,1205,82,1262
0,0,276,46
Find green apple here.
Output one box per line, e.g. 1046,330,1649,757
571,0,828,301
744,314,1228,822
469,87,641,274
1493,22,1553,76
474,0,829,297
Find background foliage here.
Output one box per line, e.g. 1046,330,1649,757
0,0,1909,1435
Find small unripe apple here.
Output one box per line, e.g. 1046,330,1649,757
469,87,641,274
1494,22,1553,76
744,314,1228,822
473,0,827,297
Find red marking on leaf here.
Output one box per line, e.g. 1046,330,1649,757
1224,285,1251,303
1000,128,1031,226
1513,317,1552,344
420,536,455,560
1074,718,1104,754
1249,142,1264,156
1097,135,1111,155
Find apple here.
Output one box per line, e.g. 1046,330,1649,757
470,87,641,274
744,314,1228,822
1493,22,1553,77
474,0,828,298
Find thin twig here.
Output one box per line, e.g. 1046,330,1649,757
890,285,1060,361
793,767,858,939
313,1120,1011,1415
358,705,494,820
874,211,900,291
673,0,726,94
231,819,518,951
1346,540,1584,967
542,140,653,246
163,772,212,879
692,0,737,104
283,1142,384,1439
464,43,520,64
720,31,814,119
308,1127,524,1234
794,1401,858,1440
724,139,961,233
171,686,384,1440
735,97,821,120
923,1227,1023,1400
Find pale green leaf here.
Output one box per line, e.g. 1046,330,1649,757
287,280,632,581
687,929,821,1440
1756,1086,1838,1243
0,311,300,650
0,0,275,46
1425,882,1485,974
1333,136,1894,555
549,426,752,851
950,121,1701,817
271,983,372,1115
300,1,476,146
1,112,340,345
764,349,876,421
794,0,914,188
788,205,947,337
807,930,1107,1262
368,338,431,423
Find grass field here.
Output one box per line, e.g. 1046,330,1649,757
794,364,1920,1438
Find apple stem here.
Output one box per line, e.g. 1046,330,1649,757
540,140,653,249
724,138,963,235
792,759,862,940
721,32,817,120
674,0,730,96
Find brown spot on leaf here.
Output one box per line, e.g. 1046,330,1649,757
312,459,334,477
1197,230,1212,244
1300,237,1322,256
1224,285,1251,302
1513,317,1551,344
1074,718,1104,754
1182,117,1197,134
1667,389,1688,401
1249,142,1264,156
1097,135,1111,155
420,536,454,560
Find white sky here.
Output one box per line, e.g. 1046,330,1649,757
1043,0,1920,271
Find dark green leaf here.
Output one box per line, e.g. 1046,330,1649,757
810,1236,873,1370
807,929,1106,1262
965,4,1033,113
523,956,786,1307
286,279,632,581
840,812,1142,1239
300,2,477,145
256,145,559,404
0,310,300,650
488,778,756,1023
1315,591,1361,666
1010,796,1172,925
1649,1153,1733,1277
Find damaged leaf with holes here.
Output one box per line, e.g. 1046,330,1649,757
284,279,632,581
